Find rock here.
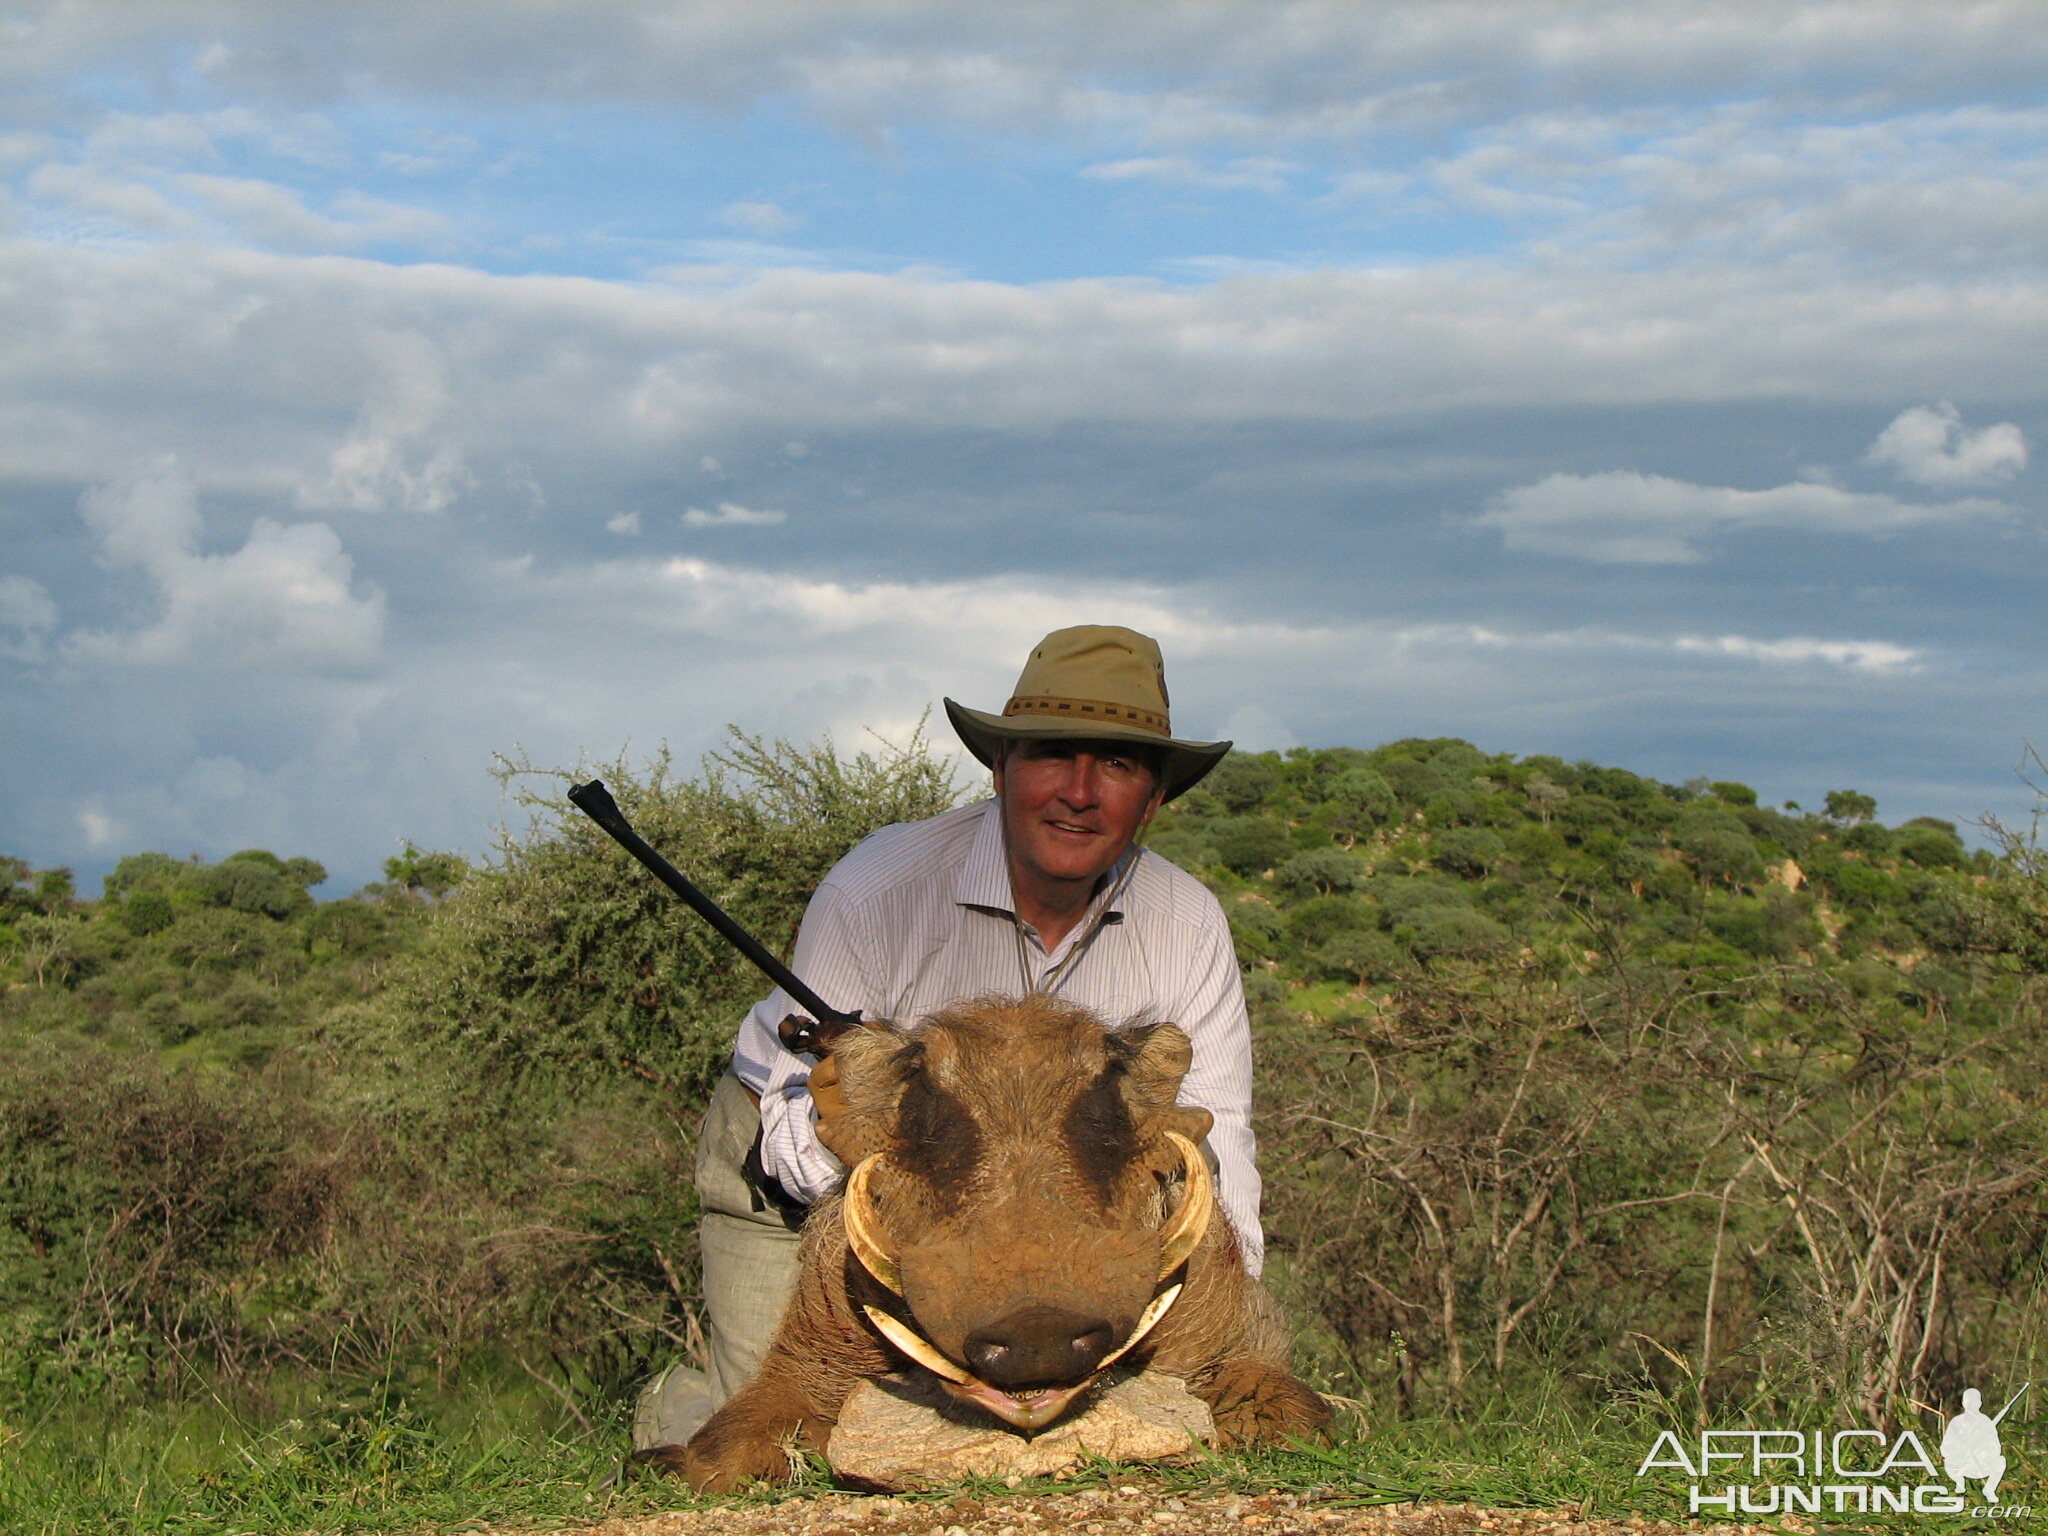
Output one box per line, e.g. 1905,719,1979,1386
826,1371,1214,1491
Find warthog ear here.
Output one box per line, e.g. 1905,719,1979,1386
1113,1023,1214,1146
813,1021,916,1165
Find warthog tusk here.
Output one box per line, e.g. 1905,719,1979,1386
862,1304,975,1384
1157,1131,1212,1278
1094,1282,1183,1374
850,1134,1204,1416
866,1286,1184,1397
842,1154,902,1295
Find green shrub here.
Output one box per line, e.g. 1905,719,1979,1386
1213,816,1295,876
1370,874,1473,925
1225,898,1286,960
1707,893,1819,960
1142,829,1217,872
1432,828,1507,879
1399,904,1512,961
1205,752,1282,812
1896,822,1967,869
1274,848,1367,895
1315,928,1405,986
392,728,961,1097
1318,767,1397,838
1285,894,1375,949
1827,861,1907,911
119,889,177,936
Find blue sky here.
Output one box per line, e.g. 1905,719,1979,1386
2,1,2044,891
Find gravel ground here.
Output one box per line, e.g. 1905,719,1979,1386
548,1489,1759,1536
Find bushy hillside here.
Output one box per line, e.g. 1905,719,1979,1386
1148,738,2009,991
1140,741,2046,1418
2,731,2043,1495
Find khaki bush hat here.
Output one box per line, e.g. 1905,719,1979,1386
944,625,1231,802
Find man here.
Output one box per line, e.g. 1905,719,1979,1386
634,624,1258,1450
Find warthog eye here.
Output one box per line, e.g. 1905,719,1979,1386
1062,1060,1138,1204
894,1060,982,1209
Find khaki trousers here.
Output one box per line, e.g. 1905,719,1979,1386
632,1072,807,1451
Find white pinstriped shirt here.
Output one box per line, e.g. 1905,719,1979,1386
731,797,1263,1275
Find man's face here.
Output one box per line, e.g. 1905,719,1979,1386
992,737,1165,896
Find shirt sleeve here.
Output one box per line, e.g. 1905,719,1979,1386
1169,899,1265,1277
731,877,874,1204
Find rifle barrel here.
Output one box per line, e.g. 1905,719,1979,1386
566,778,858,1027
1991,1382,2030,1426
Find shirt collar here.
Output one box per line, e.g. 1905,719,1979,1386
954,797,1134,928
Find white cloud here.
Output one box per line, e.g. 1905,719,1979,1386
606,510,642,535
496,552,1927,691
0,573,57,659
1673,634,1921,673
1477,470,2010,564
0,244,2042,500
12,3,2045,167
716,199,804,236
296,330,475,514
76,804,122,848
682,502,787,527
177,174,451,251
1867,402,2028,487
0,573,57,634
1390,621,1922,674
28,160,193,230
67,459,385,672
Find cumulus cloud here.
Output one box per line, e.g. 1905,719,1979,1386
1867,402,2028,487
1477,470,2009,564
67,459,385,672
681,502,787,527
296,331,475,514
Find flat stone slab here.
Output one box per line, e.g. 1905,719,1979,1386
826,1370,1214,1491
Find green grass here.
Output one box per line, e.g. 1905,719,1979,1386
6,1378,2042,1535
0,1374,681,1535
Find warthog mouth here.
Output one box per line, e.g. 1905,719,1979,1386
842,1130,1211,1432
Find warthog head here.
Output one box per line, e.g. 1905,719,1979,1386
799,993,1216,1431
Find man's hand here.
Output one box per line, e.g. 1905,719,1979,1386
807,1053,851,1123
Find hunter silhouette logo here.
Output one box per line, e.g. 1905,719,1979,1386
1636,1383,2032,1519
1944,1385,2028,1510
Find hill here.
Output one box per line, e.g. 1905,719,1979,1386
1,731,2043,1529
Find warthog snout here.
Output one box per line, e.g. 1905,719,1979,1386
965,1304,1117,1389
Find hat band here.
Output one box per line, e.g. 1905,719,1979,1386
1002,694,1170,736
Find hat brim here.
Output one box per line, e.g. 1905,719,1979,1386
944,698,1231,803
